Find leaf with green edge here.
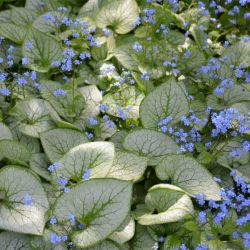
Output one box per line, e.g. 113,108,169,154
140,77,189,129
9,98,56,138
30,153,51,181
23,28,63,72
53,179,132,248
53,141,115,184
123,129,179,165
109,216,135,244
106,151,147,182
137,184,194,225
102,86,145,120
189,24,208,52
0,166,49,235
0,22,28,44
131,224,156,250
0,122,12,140
156,155,221,200
0,140,31,164
207,84,250,110
0,232,31,250
132,72,155,94
96,0,139,34
40,128,89,163
78,64,99,85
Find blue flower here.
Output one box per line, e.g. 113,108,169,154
24,193,32,205
195,193,206,206
83,168,91,181
89,117,98,126
0,87,10,96
198,211,207,224
49,216,57,225
54,89,67,97
67,213,76,225
133,42,143,52
48,162,61,172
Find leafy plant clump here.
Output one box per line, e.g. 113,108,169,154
0,0,250,249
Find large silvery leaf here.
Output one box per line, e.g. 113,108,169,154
0,166,49,235
40,128,89,162
8,7,37,25
9,98,56,138
0,232,31,250
123,129,178,165
23,28,62,72
137,184,194,225
140,77,189,129
106,151,147,182
0,122,12,140
96,0,139,34
156,155,221,200
0,140,31,164
207,84,250,110
109,216,135,244
53,179,132,248
53,142,115,183
222,40,250,67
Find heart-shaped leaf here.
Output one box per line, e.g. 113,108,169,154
40,128,89,162
53,179,132,248
53,142,115,183
123,129,178,165
96,0,139,34
9,98,57,138
0,166,49,235
140,77,189,129
23,28,62,72
156,155,221,200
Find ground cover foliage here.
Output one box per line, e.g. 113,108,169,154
0,0,250,249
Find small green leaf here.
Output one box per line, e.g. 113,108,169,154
0,140,31,164
0,122,12,141
140,77,189,129
106,151,147,182
137,184,194,225
23,28,62,72
0,232,31,250
53,142,115,183
131,224,155,250
53,179,132,248
156,155,221,200
30,153,51,181
40,128,89,162
0,166,49,235
96,0,139,34
123,129,178,165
